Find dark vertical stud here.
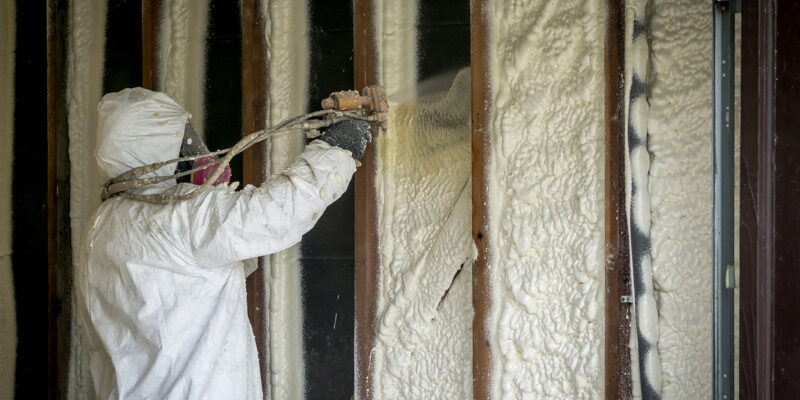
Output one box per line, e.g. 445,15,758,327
605,1,632,399
353,1,379,398
142,0,162,90
470,0,492,398
47,1,72,398
241,0,269,395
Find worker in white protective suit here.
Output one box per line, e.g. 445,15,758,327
73,87,371,399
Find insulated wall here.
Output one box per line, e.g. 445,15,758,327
66,0,107,396
258,1,310,398
65,0,106,269
625,1,741,399
623,0,660,397
369,1,475,397
484,1,607,398
647,2,714,398
373,70,474,398
157,0,209,137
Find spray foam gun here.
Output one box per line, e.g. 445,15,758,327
100,86,388,204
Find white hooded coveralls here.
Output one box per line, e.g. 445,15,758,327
73,88,356,399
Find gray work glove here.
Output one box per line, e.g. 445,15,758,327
319,120,372,159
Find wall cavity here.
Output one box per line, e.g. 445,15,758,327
486,1,606,398
0,1,17,397
625,3,742,399
66,0,107,266
260,1,310,398
624,0,662,398
647,2,713,398
373,69,474,398
157,0,209,136
67,0,107,397
374,1,418,102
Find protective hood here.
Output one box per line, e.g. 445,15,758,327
95,87,190,186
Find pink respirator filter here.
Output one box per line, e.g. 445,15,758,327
191,156,232,186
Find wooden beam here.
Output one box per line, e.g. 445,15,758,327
142,0,162,90
604,1,632,399
47,1,72,398
740,1,800,398
241,0,269,395
470,0,492,398
353,1,379,398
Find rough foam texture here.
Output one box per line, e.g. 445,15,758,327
66,1,107,397
624,1,663,398
260,1,309,398
0,1,16,397
365,1,419,397
157,0,208,136
373,69,474,399
487,1,606,398
647,2,713,398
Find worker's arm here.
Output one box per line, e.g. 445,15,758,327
187,121,369,266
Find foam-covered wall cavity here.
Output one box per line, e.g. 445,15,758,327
158,0,208,136
259,1,309,398
625,2,742,399
373,69,474,398
623,0,662,397
66,0,106,265
0,1,17,397
486,1,606,398
67,0,108,397
374,1,418,102
647,2,713,397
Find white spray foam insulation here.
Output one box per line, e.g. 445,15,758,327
366,0,419,396
66,0,107,266
66,0,107,397
486,1,606,398
373,0,418,102
157,0,208,136
373,69,474,399
0,1,16,397
623,0,662,397
623,1,644,398
647,1,713,398
259,1,309,398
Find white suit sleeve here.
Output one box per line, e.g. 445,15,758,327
187,140,356,267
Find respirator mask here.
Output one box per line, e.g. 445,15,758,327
177,121,232,186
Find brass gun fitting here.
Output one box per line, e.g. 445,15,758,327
321,86,388,131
